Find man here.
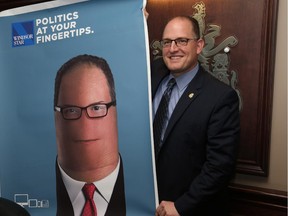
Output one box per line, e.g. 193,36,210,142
152,16,240,216
54,54,126,216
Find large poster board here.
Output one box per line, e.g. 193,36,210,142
0,0,156,215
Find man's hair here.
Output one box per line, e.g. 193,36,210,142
54,54,116,106
164,16,201,39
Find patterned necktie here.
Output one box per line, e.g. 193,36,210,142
82,183,97,216
153,78,176,156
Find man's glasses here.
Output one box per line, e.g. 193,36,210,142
160,37,198,48
54,100,116,120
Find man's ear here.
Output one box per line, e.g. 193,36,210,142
196,38,205,54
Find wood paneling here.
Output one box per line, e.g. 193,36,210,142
229,184,287,216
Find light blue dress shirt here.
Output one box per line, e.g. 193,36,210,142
153,63,199,141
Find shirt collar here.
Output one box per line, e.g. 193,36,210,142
169,63,199,92
58,157,120,204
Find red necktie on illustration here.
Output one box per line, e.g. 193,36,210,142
153,78,176,157
82,183,97,216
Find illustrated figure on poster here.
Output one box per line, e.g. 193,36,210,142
54,54,126,216
151,16,240,216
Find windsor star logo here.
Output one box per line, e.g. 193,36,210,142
12,21,34,47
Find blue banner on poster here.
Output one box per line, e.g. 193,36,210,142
0,0,156,215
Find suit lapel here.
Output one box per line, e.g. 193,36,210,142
55,158,74,216
104,156,126,216
151,59,206,154
162,68,204,144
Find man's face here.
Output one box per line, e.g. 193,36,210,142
162,18,204,76
55,64,118,172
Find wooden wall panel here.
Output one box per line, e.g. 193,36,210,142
229,184,287,216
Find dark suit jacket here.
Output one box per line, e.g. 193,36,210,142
56,156,126,216
0,198,30,216
152,59,240,216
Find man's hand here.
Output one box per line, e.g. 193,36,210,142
155,201,180,216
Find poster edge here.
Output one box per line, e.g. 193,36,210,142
0,0,88,17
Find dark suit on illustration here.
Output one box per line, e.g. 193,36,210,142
56,157,126,216
152,59,240,216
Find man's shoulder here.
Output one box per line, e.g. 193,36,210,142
199,66,235,91
151,58,168,72
195,67,239,104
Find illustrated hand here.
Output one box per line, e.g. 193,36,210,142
155,201,180,216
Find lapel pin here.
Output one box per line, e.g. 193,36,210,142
188,93,194,98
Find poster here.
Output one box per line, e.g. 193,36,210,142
0,0,156,215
